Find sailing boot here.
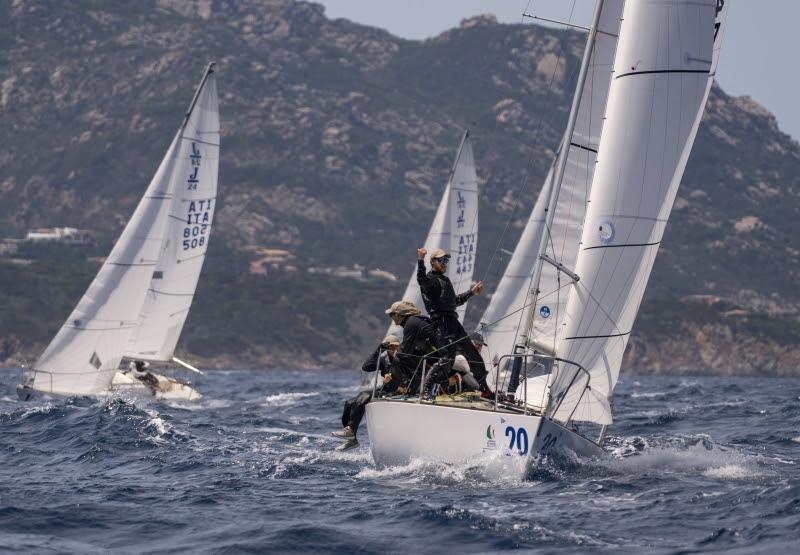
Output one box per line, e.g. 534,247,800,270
335,438,359,451
331,426,355,439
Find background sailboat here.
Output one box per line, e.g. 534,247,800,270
18,63,219,400
114,64,220,400
387,130,479,336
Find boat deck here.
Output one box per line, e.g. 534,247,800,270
378,391,543,416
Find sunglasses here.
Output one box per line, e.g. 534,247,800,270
434,257,451,264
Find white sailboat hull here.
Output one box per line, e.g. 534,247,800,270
111,371,202,401
365,399,604,473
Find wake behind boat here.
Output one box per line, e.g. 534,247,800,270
367,0,728,472
17,63,219,401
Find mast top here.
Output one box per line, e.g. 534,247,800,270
182,61,216,129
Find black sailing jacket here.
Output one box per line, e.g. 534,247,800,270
390,314,437,381
416,259,473,317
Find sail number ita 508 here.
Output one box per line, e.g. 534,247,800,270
183,198,213,251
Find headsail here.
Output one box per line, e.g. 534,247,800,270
24,64,219,396
389,131,478,333
479,0,623,386
125,64,220,362
548,0,728,424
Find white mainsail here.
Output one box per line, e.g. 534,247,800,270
125,67,220,362
479,0,623,384
548,0,728,425
389,131,478,333
24,64,219,396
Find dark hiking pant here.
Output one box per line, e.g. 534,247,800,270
341,391,372,433
425,313,487,392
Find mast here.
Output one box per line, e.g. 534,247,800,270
181,62,216,130
506,0,607,395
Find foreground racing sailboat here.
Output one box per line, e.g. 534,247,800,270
17,63,219,401
367,0,727,469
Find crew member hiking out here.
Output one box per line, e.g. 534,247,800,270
384,300,437,395
416,247,488,394
130,360,160,395
332,335,400,452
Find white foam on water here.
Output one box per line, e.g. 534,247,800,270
146,413,169,436
288,415,323,425
355,450,530,488
604,442,768,481
702,464,758,480
263,392,319,407
792,437,800,444
163,397,234,412
12,402,56,419
253,426,333,443
433,503,612,547
630,391,668,399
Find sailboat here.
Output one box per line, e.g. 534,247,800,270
17,63,219,401
387,130,478,337
366,0,727,467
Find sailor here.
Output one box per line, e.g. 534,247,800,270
130,360,159,394
416,247,488,393
384,300,437,394
449,332,488,392
332,335,400,452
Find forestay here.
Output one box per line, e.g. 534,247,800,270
389,131,478,334
479,0,623,381
26,64,218,396
479,165,553,379
125,68,220,362
549,0,728,424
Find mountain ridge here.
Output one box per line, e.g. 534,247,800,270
1,0,798,375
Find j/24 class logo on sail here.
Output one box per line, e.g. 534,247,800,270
188,142,202,191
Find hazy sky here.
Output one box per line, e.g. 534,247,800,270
317,1,798,140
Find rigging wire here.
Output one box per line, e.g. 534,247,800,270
477,0,581,290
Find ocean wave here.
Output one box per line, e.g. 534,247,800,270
601,442,770,481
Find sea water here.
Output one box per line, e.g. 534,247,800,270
0,369,798,553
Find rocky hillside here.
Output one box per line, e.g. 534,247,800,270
1,0,799,375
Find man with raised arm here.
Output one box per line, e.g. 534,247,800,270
416,248,489,395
